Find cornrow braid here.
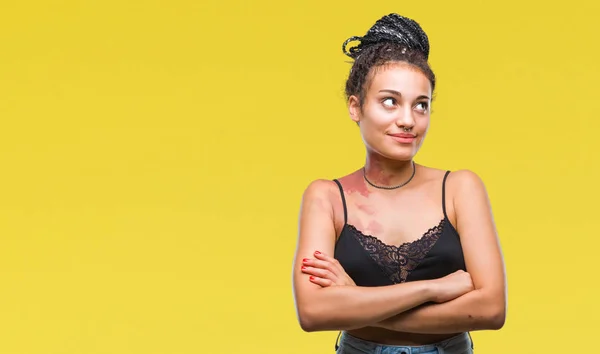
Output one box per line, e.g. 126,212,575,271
342,14,436,106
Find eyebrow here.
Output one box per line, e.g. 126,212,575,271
379,89,430,100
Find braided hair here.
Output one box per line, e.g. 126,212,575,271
343,14,436,106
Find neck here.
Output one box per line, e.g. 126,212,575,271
363,153,415,188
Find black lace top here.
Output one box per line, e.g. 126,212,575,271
332,171,466,287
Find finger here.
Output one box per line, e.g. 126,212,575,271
301,266,337,281
314,251,343,271
314,250,333,261
302,257,327,269
309,275,333,287
303,258,338,275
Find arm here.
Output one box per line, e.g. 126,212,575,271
375,170,507,333
292,179,441,332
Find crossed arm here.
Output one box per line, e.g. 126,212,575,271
291,171,507,334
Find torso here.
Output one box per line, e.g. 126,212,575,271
331,164,465,345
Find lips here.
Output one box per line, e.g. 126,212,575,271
388,133,416,144
389,133,416,138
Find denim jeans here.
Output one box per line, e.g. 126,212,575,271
335,332,474,354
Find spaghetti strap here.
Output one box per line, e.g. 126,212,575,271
442,170,451,220
332,179,348,225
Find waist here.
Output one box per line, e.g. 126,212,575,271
344,327,461,346
338,330,473,353
336,332,473,354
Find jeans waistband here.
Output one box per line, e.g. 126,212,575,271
335,331,473,354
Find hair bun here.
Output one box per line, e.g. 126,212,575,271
342,13,430,60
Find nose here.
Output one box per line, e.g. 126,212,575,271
395,106,416,130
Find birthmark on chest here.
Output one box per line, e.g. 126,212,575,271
365,220,384,235
356,203,376,215
342,175,371,198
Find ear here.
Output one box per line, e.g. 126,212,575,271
348,95,361,124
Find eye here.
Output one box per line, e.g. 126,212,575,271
382,97,396,108
415,102,429,113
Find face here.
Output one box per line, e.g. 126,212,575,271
348,62,432,161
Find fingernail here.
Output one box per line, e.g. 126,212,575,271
301,266,306,270
309,276,315,281
315,251,321,255
302,258,309,263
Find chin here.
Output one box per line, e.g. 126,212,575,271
380,149,415,161
367,139,420,161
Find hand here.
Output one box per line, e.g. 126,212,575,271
431,270,474,303
300,251,356,287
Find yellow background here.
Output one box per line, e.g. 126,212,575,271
1,1,598,353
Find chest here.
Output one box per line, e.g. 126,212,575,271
334,221,466,286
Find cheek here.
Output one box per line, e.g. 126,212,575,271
363,107,395,129
418,116,431,131
360,116,389,142
417,118,431,144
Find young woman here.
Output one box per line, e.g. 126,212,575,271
292,13,506,354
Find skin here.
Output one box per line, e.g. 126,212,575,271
291,62,507,345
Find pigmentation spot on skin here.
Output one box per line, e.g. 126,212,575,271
357,203,376,215
367,161,397,185
342,171,371,198
365,158,416,187
365,219,384,235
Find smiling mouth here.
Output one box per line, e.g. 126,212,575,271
388,134,416,144
389,133,416,138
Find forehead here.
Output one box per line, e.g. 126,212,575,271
367,62,431,97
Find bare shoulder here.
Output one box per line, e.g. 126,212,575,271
445,169,488,197
300,179,341,219
445,169,494,230
301,174,356,233
302,179,339,202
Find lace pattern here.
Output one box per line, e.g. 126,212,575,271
347,219,445,284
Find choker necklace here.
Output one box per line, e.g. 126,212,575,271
363,161,416,190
